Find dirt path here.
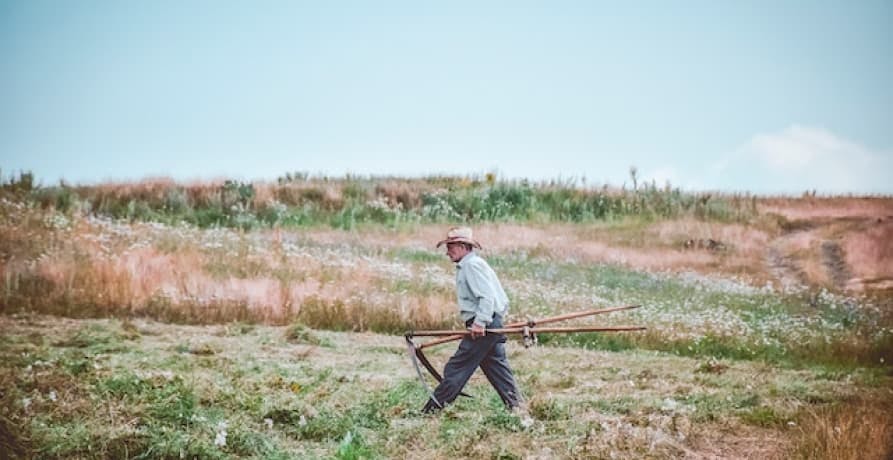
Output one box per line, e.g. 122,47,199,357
765,245,809,291
764,224,813,291
761,217,881,293
820,239,852,290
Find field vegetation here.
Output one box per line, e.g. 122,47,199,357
2,169,759,229
1,170,891,458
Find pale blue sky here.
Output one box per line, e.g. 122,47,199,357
2,1,891,193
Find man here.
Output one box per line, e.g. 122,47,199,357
422,226,522,413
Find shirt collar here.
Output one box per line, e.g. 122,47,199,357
455,250,476,268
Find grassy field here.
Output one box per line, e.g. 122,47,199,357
1,175,892,458
1,314,890,459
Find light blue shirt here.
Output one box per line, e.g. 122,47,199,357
455,251,509,328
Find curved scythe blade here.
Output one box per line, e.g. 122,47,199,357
415,345,472,398
406,334,443,409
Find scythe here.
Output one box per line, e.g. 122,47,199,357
404,304,645,399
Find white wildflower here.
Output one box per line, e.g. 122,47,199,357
214,421,228,447
660,398,678,413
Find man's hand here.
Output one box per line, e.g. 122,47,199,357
470,323,486,339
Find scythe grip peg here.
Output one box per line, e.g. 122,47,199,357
522,325,537,348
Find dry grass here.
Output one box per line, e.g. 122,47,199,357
791,397,893,460
758,196,893,220
3,197,892,330
10,184,893,298
303,222,754,274
0,202,458,329
648,219,773,253
3,195,893,372
76,176,448,213
843,219,893,290
298,219,871,290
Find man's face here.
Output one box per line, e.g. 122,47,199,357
446,242,470,263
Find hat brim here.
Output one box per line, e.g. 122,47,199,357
436,237,482,249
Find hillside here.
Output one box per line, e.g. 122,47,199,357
1,175,891,458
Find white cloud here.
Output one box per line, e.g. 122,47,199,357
708,125,892,194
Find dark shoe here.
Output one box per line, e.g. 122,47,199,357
422,399,442,414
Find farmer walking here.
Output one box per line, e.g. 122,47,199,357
422,226,522,413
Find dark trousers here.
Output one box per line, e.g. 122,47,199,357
422,316,521,412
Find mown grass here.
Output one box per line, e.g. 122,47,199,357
1,315,890,459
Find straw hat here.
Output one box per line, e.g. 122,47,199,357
435,226,482,249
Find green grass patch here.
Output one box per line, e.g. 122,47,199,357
335,430,377,460
389,247,443,263
285,322,333,347
529,396,570,421
590,396,639,415
740,405,786,427
51,322,135,353
97,373,197,426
